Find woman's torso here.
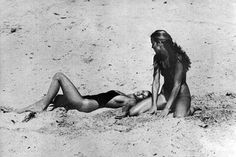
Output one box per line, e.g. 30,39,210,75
159,60,190,99
83,90,136,107
83,90,121,107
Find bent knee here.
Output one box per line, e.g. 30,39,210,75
53,72,66,80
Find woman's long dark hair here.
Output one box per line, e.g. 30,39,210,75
171,42,191,71
151,30,191,72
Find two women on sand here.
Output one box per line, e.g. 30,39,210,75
15,30,193,118
120,30,193,118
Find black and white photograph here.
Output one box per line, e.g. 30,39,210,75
0,0,236,156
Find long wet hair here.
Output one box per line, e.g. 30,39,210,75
151,30,191,73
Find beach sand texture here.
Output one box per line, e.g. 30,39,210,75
0,0,236,156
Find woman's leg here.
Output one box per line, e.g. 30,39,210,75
51,94,99,113
129,93,167,116
173,96,191,118
128,97,151,116
52,73,99,112
16,72,99,113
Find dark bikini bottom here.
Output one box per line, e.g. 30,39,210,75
83,90,120,107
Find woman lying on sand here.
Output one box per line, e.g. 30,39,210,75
13,72,151,119
149,30,193,118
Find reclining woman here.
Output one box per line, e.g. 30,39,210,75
14,72,151,118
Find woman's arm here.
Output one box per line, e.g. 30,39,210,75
115,97,152,119
160,60,183,117
150,67,161,113
108,95,136,108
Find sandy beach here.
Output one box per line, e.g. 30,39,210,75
1,0,236,156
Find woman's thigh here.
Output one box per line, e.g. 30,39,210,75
56,73,83,104
53,95,99,112
78,99,99,113
129,97,152,116
173,96,191,117
129,93,167,116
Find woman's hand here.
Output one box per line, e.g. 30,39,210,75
159,108,170,118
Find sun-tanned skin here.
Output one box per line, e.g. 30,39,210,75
14,72,151,117
128,30,196,118
150,30,192,118
11,30,197,119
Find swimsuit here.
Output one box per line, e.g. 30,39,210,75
83,90,120,107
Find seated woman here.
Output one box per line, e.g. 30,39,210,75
14,72,151,118
126,30,197,118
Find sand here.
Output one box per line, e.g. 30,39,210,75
0,0,236,156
